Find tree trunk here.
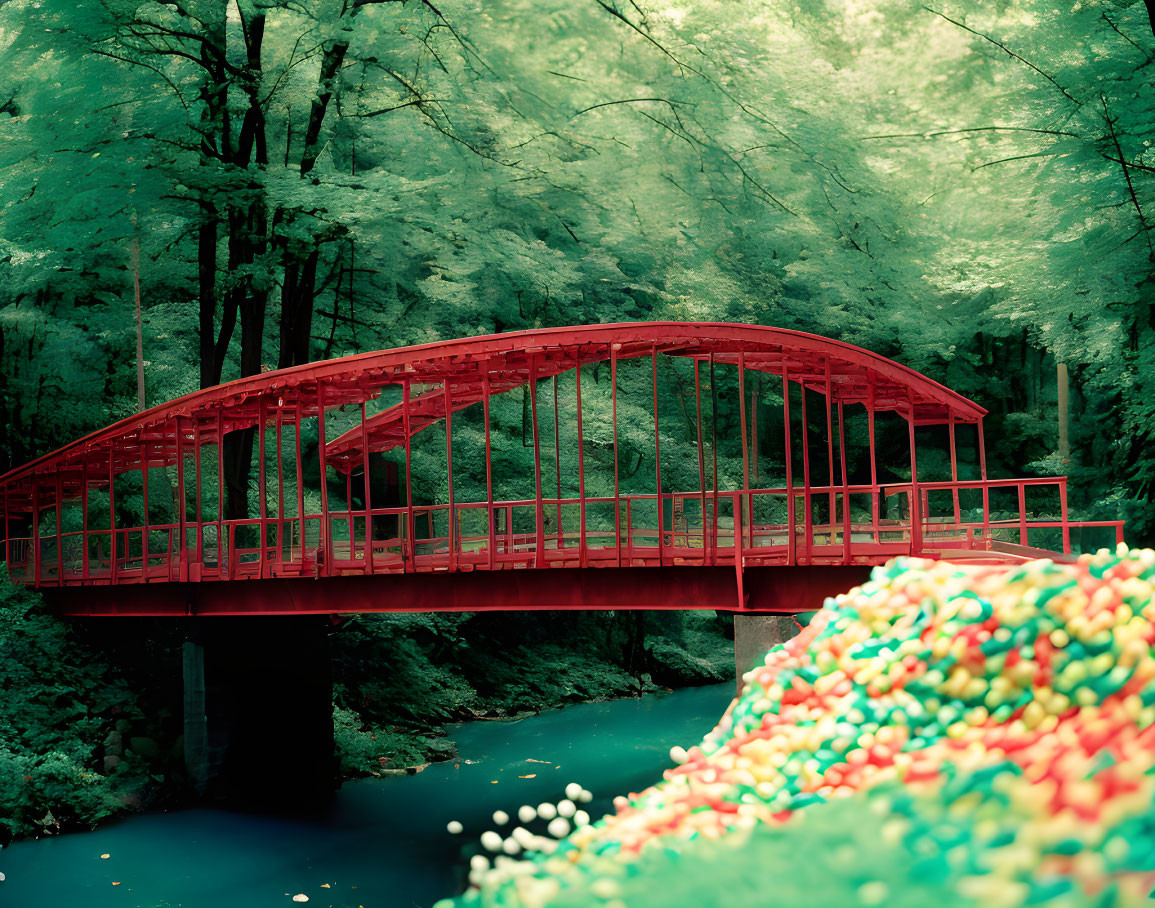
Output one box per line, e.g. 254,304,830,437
198,217,219,389
1057,361,1070,461
275,39,351,370
278,249,319,369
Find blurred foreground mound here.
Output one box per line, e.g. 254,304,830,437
444,547,1155,908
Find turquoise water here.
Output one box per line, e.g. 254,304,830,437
0,683,733,908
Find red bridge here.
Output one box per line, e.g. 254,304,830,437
0,323,1123,616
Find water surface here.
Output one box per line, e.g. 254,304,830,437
1,683,733,908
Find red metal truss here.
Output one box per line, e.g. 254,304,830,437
0,322,1124,614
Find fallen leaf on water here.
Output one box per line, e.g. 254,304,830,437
292,896,309,903
518,774,537,779
525,759,551,764
100,854,110,859
320,883,331,888
111,882,121,886
490,780,498,784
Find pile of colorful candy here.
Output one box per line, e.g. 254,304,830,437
439,546,1155,907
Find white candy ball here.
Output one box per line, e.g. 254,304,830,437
557,799,576,818
578,789,593,803
492,809,510,826
564,782,582,800
502,836,521,855
480,831,503,852
518,804,537,824
537,802,557,820
547,816,570,838
446,820,463,834
574,810,590,827
470,854,489,872
670,745,689,764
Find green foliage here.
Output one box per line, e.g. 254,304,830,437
0,0,1148,541
330,609,734,777
0,577,161,838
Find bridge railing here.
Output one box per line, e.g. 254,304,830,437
3,476,1125,586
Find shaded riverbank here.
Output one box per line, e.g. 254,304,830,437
0,683,733,908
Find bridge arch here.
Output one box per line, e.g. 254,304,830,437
0,322,1116,610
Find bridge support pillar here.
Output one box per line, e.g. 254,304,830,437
733,615,799,695
182,638,210,794
182,616,336,808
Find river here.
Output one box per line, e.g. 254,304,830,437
0,682,733,908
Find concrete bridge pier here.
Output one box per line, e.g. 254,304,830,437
733,615,800,695
182,616,336,808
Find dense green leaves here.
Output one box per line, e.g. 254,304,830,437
0,578,166,838
1,0,1149,536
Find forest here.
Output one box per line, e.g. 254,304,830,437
1,0,1153,839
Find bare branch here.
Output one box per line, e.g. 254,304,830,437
1101,92,1154,261
548,70,588,82
972,150,1062,170
571,97,690,118
922,6,1081,105
1101,11,1153,62
90,47,192,113
863,125,1082,140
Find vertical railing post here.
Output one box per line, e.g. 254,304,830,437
483,368,495,569
611,344,621,567
977,418,990,544
403,380,415,568
948,415,961,528
868,386,879,543
217,409,225,575
194,419,203,570
576,364,586,566
346,461,354,560
109,450,118,584
317,383,330,576
2,485,9,581
782,357,794,563
907,396,922,554
361,402,373,573
800,381,812,564
294,405,305,565
276,406,284,568
839,401,850,564
32,480,40,587
258,396,267,578
553,374,563,549
444,380,456,571
734,490,743,568
751,371,759,485
140,441,150,579
824,358,835,544
1018,483,1028,547
694,359,707,563
55,471,63,583
81,456,89,581
737,352,749,553
710,353,719,555
1059,479,1070,555
626,497,633,563
652,346,664,564
176,420,186,582
141,439,150,578
530,357,544,566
